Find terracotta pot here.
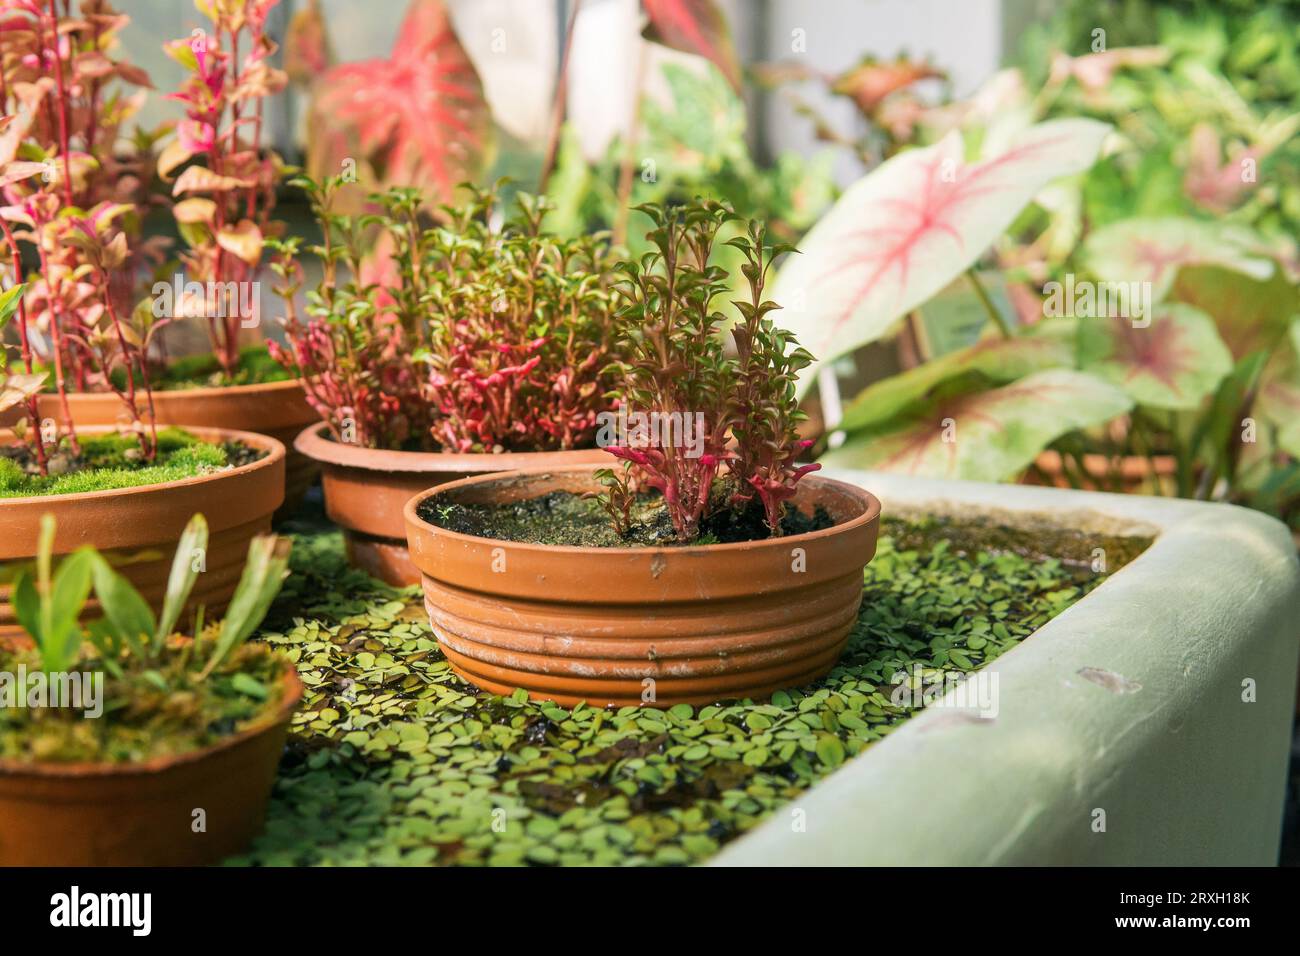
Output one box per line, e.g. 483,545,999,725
295,422,611,586
1024,450,1177,495
404,467,882,708
0,666,301,866
37,379,317,519
0,426,284,644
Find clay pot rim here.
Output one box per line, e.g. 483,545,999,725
0,663,302,780
295,421,611,474
405,465,882,558
46,377,306,404
0,424,285,508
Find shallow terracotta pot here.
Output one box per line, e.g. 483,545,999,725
404,467,882,708
0,667,301,866
38,379,316,519
295,423,611,586
0,426,284,644
1024,450,1177,495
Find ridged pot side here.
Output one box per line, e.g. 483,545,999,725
295,423,613,586
0,668,302,866
404,467,882,708
0,426,285,644
38,379,318,519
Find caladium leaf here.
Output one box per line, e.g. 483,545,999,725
821,369,1132,482
642,0,742,93
307,0,491,206
1256,319,1300,460
839,322,1075,432
1080,218,1275,301
1078,304,1233,410
774,118,1111,396
1170,262,1299,360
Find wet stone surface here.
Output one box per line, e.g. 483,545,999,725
229,514,1145,867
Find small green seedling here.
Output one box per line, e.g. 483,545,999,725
12,513,292,682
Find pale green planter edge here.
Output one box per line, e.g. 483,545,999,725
710,469,1300,866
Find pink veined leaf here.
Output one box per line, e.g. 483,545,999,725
1080,217,1274,301
1170,262,1299,361
1183,123,1259,214
839,321,1076,431
1077,303,1233,411
307,0,491,206
821,368,1133,482
1257,377,1300,460
642,0,742,93
774,118,1111,396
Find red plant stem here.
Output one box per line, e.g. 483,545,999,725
99,270,155,461
35,243,79,455
85,17,103,154
46,0,75,208
1,220,48,474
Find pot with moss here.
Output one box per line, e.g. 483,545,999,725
0,425,284,643
275,179,622,585
0,514,299,866
0,2,315,516
405,203,881,706
35,357,317,520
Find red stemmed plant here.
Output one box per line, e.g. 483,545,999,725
268,177,620,453
161,0,286,379
598,200,819,542
0,0,161,469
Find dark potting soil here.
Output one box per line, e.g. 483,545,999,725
419,488,834,547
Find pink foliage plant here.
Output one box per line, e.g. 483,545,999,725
597,200,819,542
268,178,620,454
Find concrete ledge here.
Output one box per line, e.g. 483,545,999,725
710,471,1300,866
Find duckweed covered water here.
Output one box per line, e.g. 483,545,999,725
231,514,1146,867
